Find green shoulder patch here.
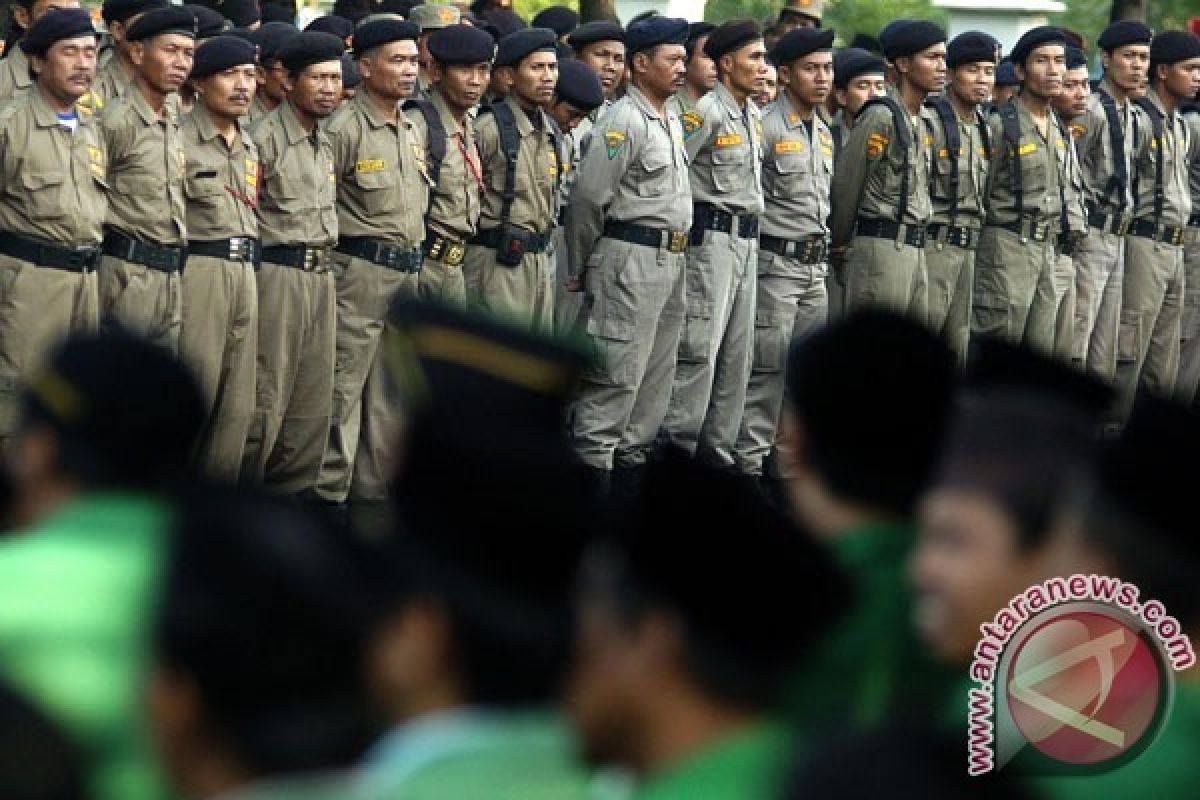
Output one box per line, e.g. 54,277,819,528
604,130,626,160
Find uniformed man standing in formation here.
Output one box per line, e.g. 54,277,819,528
0,0,80,101
921,31,996,364
828,48,887,154
567,15,691,492
248,21,298,122
244,31,342,495
1050,46,1091,361
666,20,714,118
409,2,460,98
406,24,493,309
662,19,765,469
0,8,106,447
830,21,942,318
97,6,194,351
1180,89,1200,404
94,0,167,106
732,26,833,482
1072,21,1148,382
178,35,262,481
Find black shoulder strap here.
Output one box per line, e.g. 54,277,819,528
995,100,1024,219
485,101,521,225
1094,88,1128,211
925,96,961,225
861,95,912,224
1131,95,1165,224
404,98,446,217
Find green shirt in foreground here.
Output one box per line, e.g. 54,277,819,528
633,723,796,800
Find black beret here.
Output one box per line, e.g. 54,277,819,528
479,8,525,39
995,58,1018,86
770,27,834,66
305,14,354,39
1065,45,1088,70
185,5,228,39
1151,30,1200,66
278,31,345,73
101,0,167,25
126,7,198,41
703,19,762,61
340,53,360,87
220,0,261,29
427,24,495,64
21,8,97,56
1097,19,1152,52
352,18,418,54
555,58,603,110
880,19,946,61
684,21,714,58
946,30,999,68
567,20,624,50
260,2,294,23
626,15,688,55
250,21,298,63
531,6,577,37
833,46,886,89
191,34,257,78
1009,25,1065,66
494,27,556,67
555,40,572,60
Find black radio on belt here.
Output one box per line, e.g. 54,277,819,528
496,224,528,267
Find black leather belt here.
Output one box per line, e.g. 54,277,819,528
1189,213,1200,229
1087,208,1131,236
855,217,927,248
1057,231,1083,257
0,232,100,272
102,231,186,272
692,203,759,240
602,220,689,253
336,236,422,272
759,233,827,264
422,235,468,267
996,217,1054,243
926,222,980,250
557,206,567,226
471,226,553,254
260,244,332,271
187,237,260,263
1128,219,1185,246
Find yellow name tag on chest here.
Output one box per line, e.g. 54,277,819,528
715,134,743,148
775,140,804,154
355,159,387,173
1017,143,1038,156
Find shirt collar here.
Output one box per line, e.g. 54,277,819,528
355,89,394,129
6,47,31,89
430,89,464,136
29,86,67,129
713,80,742,120
627,85,661,120
503,93,538,136
280,98,316,145
191,102,246,149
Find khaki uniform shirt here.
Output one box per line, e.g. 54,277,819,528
829,90,931,247
100,88,187,244
250,99,338,248
248,92,275,125
981,98,1067,226
181,103,259,240
0,47,32,103
760,92,831,240
0,87,108,246
1062,119,1088,234
93,56,133,107
922,97,989,228
1076,78,1138,217
686,81,763,215
404,89,482,243
566,85,692,279
475,94,559,235
326,90,427,245
1131,87,1192,228
1186,109,1200,219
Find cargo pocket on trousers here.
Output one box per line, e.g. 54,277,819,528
971,289,1009,336
1117,311,1142,364
752,310,790,373
584,314,637,387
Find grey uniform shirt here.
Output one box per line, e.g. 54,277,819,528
685,81,763,215
1185,109,1200,220
759,92,831,240
250,99,338,248
566,85,692,280
922,97,989,228
1076,78,1138,216
982,98,1066,226
1131,87,1192,228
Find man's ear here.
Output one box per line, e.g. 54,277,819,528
129,40,146,69
11,5,32,30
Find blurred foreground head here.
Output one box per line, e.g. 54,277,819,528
780,311,956,537
568,448,849,775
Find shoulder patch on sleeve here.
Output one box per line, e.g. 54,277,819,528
866,132,890,159
604,130,626,159
682,111,703,140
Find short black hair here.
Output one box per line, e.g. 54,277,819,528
785,311,956,518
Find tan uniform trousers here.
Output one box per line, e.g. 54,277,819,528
316,253,418,504
1178,240,1200,405
463,243,554,331
416,255,466,311
840,236,928,320
733,250,827,476
552,226,585,334
97,256,182,353
179,255,258,482
662,230,756,468
0,256,98,444
242,261,336,495
571,236,685,470
923,240,974,366
1113,238,1184,422
1072,230,1124,380
1051,250,1077,362
971,227,1059,354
